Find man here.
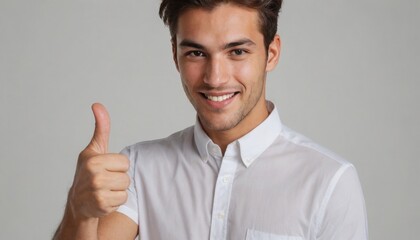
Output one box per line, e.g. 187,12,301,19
54,0,368,239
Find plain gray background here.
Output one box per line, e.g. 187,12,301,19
1,0,419,239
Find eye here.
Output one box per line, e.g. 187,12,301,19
231,49,246,56
229,49,250,58
187,50,206,57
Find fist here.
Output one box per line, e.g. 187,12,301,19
69,103,130,219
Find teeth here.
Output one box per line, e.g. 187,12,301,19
206,93,235,102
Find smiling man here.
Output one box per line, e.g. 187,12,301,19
174,4,279,153
54,1,368,239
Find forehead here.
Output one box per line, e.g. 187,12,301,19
176,4,262,46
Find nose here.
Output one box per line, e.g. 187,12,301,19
203,56,228,87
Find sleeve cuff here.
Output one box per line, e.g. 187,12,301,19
117,205,138,225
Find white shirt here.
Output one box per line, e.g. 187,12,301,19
118,102,368,240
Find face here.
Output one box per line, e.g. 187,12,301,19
173,3,280,139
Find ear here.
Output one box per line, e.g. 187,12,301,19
172,38,180,72
266,34,281,72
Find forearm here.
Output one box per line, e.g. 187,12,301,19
53,198,99,240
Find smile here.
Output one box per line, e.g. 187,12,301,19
204,93,236,102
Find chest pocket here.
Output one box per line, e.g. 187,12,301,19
246,229,303,240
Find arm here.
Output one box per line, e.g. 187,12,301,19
316,165,369,240
98,212,138,239
53,103,138,240
53,196,138,240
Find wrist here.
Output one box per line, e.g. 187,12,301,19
54,203,99,240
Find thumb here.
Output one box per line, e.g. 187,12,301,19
88,103,110,154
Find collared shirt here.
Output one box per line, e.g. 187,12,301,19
118,102,368,240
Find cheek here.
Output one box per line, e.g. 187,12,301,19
180,62,204,81
232,58,264,86
179,63,204,92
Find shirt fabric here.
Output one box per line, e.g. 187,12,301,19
117,102,368,240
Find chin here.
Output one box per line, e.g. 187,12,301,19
199,114,242,132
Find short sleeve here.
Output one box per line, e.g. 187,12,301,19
316,165,369,240
116,147,139,225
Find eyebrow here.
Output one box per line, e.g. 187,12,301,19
179,38,256,50
179,40,205,50
224,39,256,49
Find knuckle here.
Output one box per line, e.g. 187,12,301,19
122,156,130,170
89,155,101,166
85,156,103,172
95,192,107,210
116,191,128,205
123,174,131,188
91,176,102,189
119,174,130,189
84,160,96,172
122,191,128,202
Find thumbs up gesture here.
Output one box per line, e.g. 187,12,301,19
68,103,130,219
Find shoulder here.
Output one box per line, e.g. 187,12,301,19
275,124,352,169
264,124,357,188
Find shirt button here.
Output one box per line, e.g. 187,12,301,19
222,176,230,183
218,212,225,219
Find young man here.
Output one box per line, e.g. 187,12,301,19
55,0,368,239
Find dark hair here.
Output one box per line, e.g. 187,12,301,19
159,0,283,50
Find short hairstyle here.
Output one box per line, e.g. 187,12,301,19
159,0,283,50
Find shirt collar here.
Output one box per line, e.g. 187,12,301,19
194,119,212,163
194,101,282,167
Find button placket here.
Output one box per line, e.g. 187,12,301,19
209,156,238,240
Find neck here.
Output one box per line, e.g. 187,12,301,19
204,99,269,155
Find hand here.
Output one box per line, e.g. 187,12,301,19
69,103,130,220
